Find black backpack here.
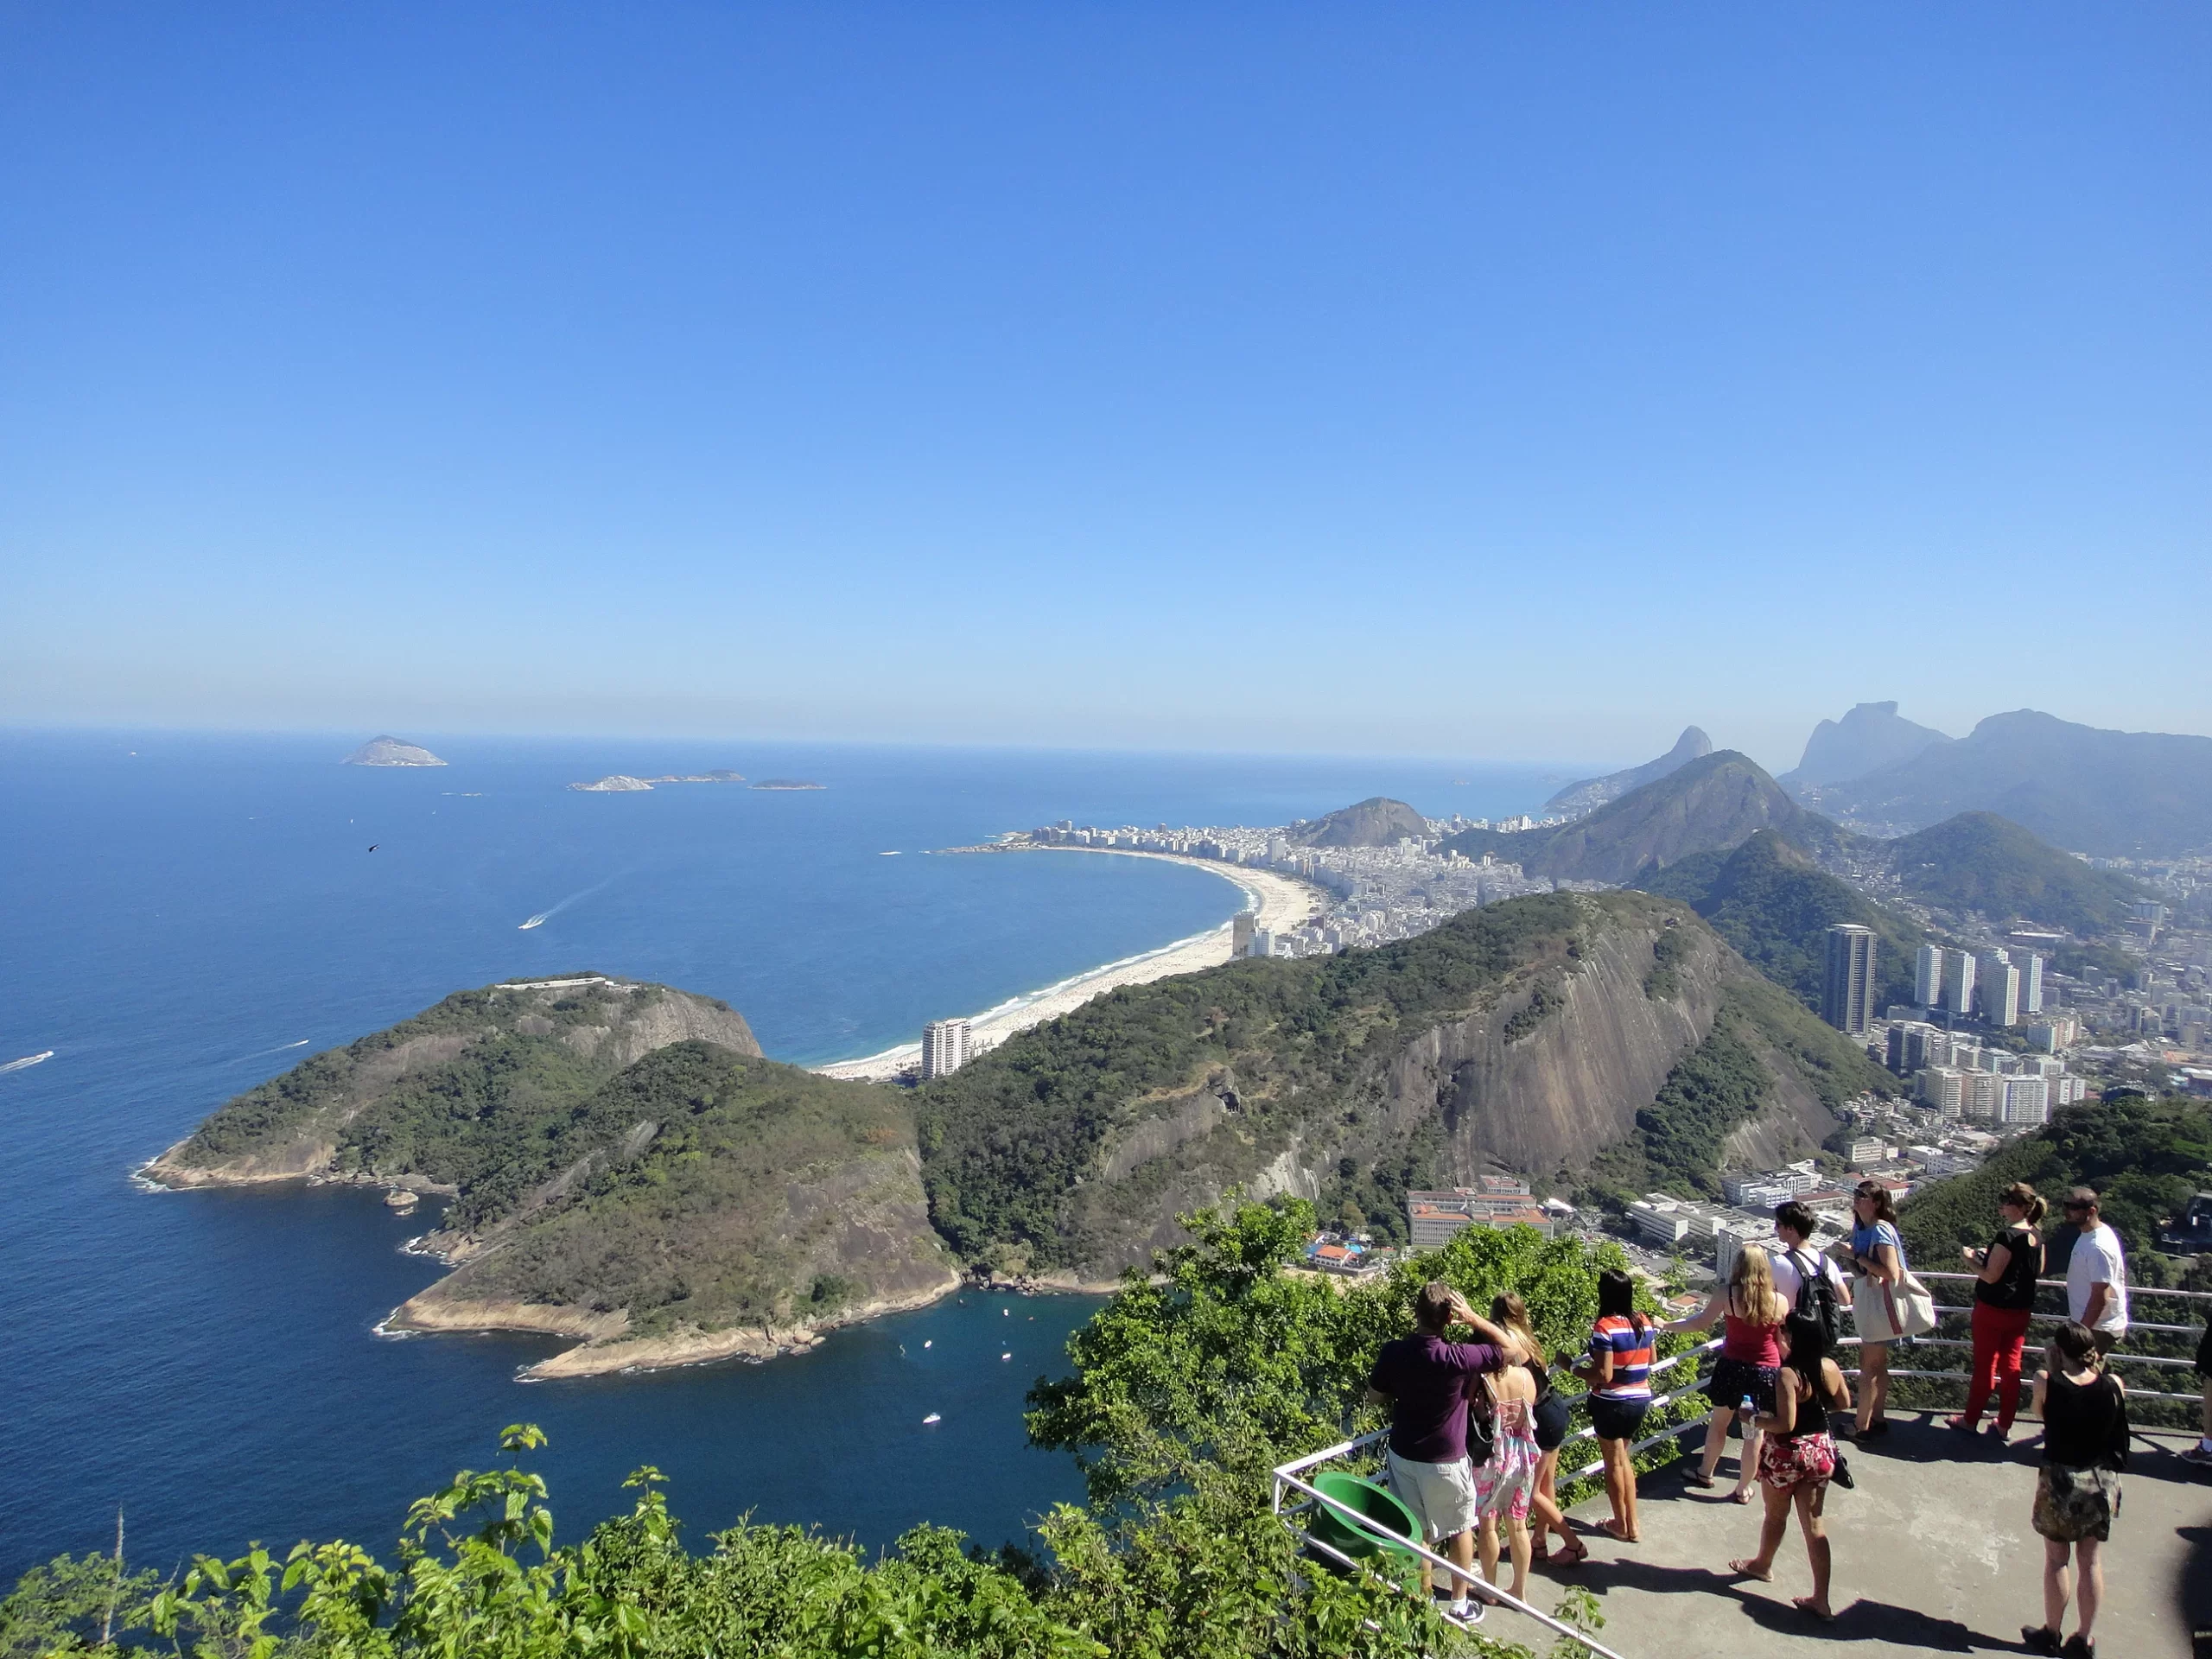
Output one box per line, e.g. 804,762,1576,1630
1787,1248,1844,1346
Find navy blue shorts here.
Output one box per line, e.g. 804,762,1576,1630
1588,1396,1650,1443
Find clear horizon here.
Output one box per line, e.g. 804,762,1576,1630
4,6,2208,763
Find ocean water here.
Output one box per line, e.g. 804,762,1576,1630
0,730,1555,1580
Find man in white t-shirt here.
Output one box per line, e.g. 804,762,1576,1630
2063,1186,2130,1354
1770,1201,1852,1319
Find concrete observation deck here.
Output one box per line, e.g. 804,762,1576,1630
1564,1415,2210,1659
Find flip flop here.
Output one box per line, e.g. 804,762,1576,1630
1793,1598,1838,1621
1728,1559,1771,1582
1728,1488,1755,1504
1599,1518,1638,1544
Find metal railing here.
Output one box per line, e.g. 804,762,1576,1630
1269,1338,1721,1656
1892,1274,2211,1406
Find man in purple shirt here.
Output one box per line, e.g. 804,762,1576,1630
1365,1281,1519,1619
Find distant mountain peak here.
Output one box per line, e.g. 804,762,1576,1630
1783,702,1949,789
1543,726,1713,818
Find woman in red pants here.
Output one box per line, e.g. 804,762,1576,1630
1949,1183,2048,1440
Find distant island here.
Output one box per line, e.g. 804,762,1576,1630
569,770,745,792
342,735,446,767
752,779,825,790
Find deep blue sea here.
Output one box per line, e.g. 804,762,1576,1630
0,730,1557,1581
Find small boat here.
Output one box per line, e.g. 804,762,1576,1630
922,1339,931,1348
518,915,547,931
1001,1352,1012,1361
921,1413,942,1426
0,1051,54,1075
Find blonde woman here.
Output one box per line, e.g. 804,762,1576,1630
1664,1244,1790,1503
1489,1293,1587,1568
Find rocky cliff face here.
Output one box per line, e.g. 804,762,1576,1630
1009,894,1749,1274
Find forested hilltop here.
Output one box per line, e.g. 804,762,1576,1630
915,890,1892,1274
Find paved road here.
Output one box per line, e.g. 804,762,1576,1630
1550,1416,2210,1659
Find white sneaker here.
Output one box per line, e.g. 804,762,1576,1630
1446,1600,1484,1624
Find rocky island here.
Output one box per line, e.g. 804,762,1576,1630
569,770,745,792
751,779,825,790
143,974,957,1377
342,735,447,767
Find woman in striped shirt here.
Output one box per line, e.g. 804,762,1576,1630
1570,1268,1657,1544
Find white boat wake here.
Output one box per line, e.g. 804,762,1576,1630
518,876,618,931
0,1051,54,1075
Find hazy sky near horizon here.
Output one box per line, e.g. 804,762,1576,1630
3,5,2207,772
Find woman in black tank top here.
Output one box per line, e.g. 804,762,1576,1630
1949,1183,2048,1439
2023,1321,2126,1659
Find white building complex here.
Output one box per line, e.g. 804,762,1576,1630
921,1018,971,1080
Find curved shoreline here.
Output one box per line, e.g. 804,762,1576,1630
813,849,1328,1083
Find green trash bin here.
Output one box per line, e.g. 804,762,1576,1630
1305,1471,1423,1576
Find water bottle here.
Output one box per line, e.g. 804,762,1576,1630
1739,1391,1757,1423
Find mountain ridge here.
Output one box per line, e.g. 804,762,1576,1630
1543,726,1712,817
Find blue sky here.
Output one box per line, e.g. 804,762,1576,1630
3,4,2206,772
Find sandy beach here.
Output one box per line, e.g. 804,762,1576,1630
814,849,1329,1083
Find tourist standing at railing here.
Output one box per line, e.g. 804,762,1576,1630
1567,1268,1656,1545
1471,1356,1541,1606
1948,1182,2049,1440
2184,1316,2212,1469
2023,1321,2129,1659
1663,1244,1789,1503
1489,1293,1587,1568
1728,1312,1851,1622
1844,1179,1908,1437
1364,1282,1520,1623
2060,1189,2130,1357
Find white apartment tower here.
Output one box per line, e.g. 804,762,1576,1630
1915,944,1944,1010
1980,950,2022,1027
1945,949,1978,1018
921,1018,971,1080
2018,952,2044,1015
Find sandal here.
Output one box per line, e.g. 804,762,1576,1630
1727,1559,1771,1581
1728,1488,1755,1504
1793,1598,1838,1622
1551,1537,1589,1567
1599,1518,1638,1544
1683,1469,1716,1489
2021,1627,2062,1656
1944,1414,1975,1433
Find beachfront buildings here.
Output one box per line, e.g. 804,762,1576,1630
921,1018,971,1080
1014,818,1557,957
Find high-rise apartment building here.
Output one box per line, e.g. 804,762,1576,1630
921,1018,971,1080
2001,1075,2050,1126
1914,944,1944,1009
1231,913,1255,957
1915,1065,1966,1118
1822,925,1878,1034
1980,950,2022,1027
2018,952,2044,1015
1945,949,1978,1017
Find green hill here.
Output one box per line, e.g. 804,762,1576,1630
1287,795,1428,848
1637,829,1926,1014
1887,811,2148,933
1898,1095,2212,1274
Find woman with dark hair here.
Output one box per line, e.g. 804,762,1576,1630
2022,1322,2128,1658
1729,1313,1852,1621
1491,1293,1586,1567
1847,1180,1907,1437
1569,1268,1656,1544
1948,1182,2049,1440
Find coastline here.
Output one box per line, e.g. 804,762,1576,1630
813,849,1328,1083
